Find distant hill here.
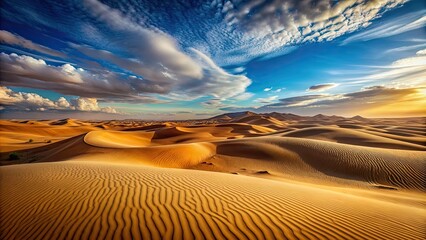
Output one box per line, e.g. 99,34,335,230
351,115,368,121
209,111,366,123
209,111,257,121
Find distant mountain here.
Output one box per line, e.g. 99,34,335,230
210,111,352,123
351,115,368,121
268,112,303,121
310,114,345,121
209,111,257,121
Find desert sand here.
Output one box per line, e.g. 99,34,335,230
1,112,425,239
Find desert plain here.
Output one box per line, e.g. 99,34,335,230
0,111,425,240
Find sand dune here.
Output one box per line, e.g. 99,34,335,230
0,120,103,152
1,115,425,239
85,130,154,148
231,115,286,128
282,126,426,150
1,161,424,240
215,137,426,191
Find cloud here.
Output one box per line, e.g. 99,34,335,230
201,99,226,108
348,49,426,87
55,0,252,100
417,49,426,55
1,50,250,103
384,43,426,54
70,98,116,113
264,87,272,92
0,86,117,113
1,0,410,67
184,49,251,99
0,30,66,58
255,96,279,104
217,0,407,64
342,10,426,45
0,52,163,103
231,67,246,74
307,83,338,92
81,0,203,81
271,94,347,108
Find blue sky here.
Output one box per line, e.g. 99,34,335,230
0,0,425,119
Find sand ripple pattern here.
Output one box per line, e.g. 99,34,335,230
1,162,424,240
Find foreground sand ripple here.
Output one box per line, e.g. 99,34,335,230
1,161,425,240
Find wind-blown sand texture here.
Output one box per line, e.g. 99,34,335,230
1,113,425,239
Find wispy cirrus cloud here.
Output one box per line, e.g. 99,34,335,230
342,10,426,45
348,49,426,87
384,43,426,54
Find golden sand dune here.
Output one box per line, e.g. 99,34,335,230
79,142,216,168
281,126,426,150
1,115,425,240
215,137,426,191
1,161,424,240
0,120,102,152
358,128,426,146
84,130,154,148
231,115,286,128
3,128,425,192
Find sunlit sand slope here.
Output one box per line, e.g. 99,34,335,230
281,126,426,150
215,137,426,191
1,161,424,240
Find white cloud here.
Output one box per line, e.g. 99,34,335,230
186,49,251,99
416,49,426,55
0,86,117,113
1,52,84,84
264,87,272,92
231,67,246,74
273,88,285,93
71,97,116,113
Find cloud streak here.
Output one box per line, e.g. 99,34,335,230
342,10,426,44
0,30,66,58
